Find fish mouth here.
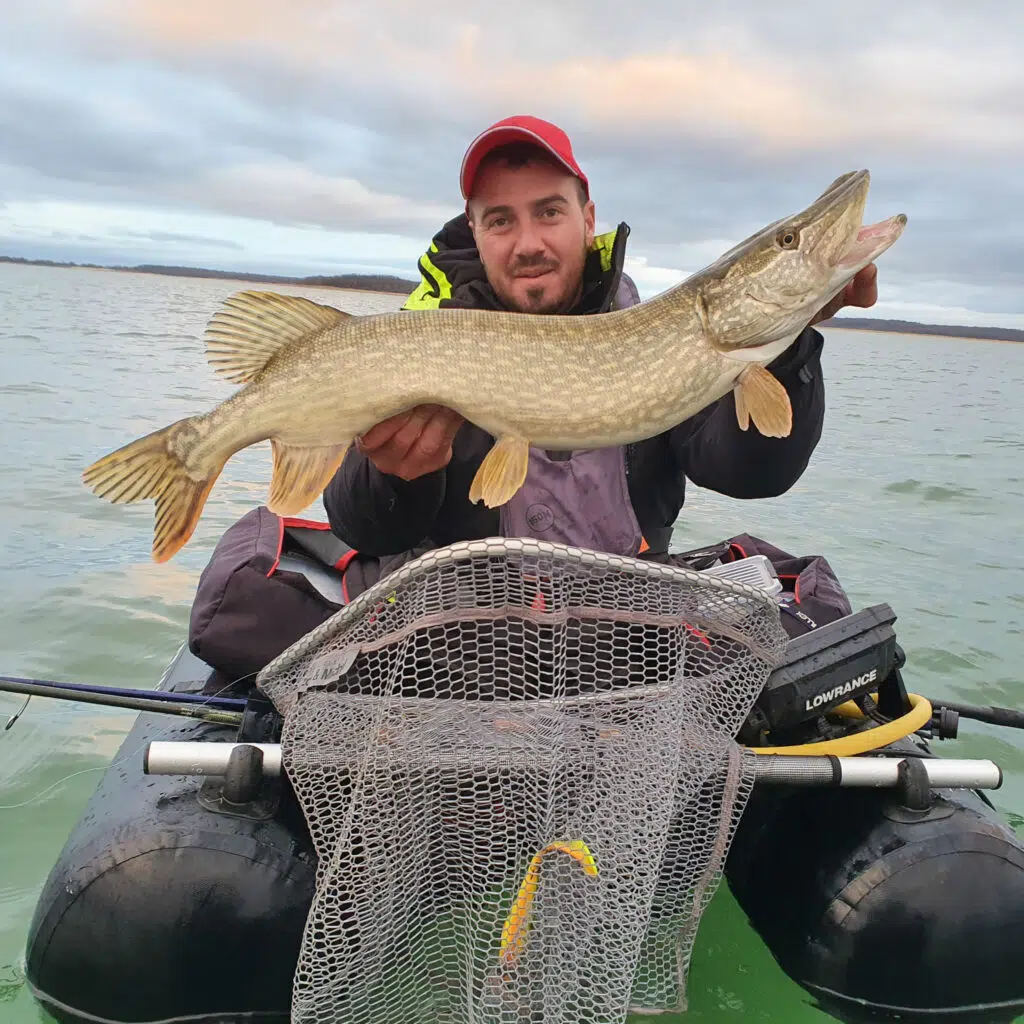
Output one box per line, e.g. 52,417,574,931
809,169,907,272
803,170,871,260
836,213,908,270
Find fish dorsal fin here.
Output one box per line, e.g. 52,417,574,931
204,290,352,384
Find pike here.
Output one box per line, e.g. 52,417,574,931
82,170,906,563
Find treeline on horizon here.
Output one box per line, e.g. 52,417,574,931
820,315,1023,343
3,254,1022,342
0,255,419,294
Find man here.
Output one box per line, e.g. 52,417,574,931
323,115,877,560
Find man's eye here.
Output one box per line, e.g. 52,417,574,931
488,217,508,229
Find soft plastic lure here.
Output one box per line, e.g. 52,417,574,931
499,839,599,972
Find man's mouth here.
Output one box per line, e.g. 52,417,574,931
514,267,557,279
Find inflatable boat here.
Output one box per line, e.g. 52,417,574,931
20,539,1024,1024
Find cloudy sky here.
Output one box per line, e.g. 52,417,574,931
2,1,1022,326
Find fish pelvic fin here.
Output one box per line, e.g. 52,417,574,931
469,435,530,508
267,440,351,516
734,364,793,437
205,291,352,384
82,418,228,563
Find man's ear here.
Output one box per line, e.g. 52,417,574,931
465,201,477,238
583,198,596,249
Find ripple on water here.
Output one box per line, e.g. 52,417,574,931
882,478,977,501
911,647,982,673
0,383,56,396
0,963,26,1007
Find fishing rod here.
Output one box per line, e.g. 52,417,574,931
929,698,1024,731
0,674,246,728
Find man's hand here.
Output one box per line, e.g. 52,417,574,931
355,404,465,480
809,263,878,327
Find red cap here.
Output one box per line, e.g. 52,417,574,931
459,115,589,200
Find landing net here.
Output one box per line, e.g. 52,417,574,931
257,538,787,1024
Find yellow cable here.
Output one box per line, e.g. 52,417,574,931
745,693,933,757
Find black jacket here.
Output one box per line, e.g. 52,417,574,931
324,213,826,556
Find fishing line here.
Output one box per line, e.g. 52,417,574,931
4,694,31,730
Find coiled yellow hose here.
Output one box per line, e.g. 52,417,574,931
745,693,933,756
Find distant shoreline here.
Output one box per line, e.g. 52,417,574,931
820,317,1024,344
0,254,419,296
824,324,1018,344
2,254,1021,342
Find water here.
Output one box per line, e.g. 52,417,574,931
0,261,1021,1021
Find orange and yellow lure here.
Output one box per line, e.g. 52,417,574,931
498,840,599,972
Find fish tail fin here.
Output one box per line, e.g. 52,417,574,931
82,417,228,562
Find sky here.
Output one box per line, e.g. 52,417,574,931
1,1,1022,327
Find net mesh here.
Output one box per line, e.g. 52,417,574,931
257,538,788,1024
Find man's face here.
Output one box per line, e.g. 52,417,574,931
467,158,596,314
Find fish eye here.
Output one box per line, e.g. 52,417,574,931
777,229,800,249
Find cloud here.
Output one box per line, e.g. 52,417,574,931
80,1,1024,156
171,162,460,235
110,229,244,250
0,1,1020,326
0,196,429,272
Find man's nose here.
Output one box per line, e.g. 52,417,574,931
511,220,545,259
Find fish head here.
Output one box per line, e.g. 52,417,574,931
694,170,907,358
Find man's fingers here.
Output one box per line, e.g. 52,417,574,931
358,404,463,478
440,410,465,447
854,263,879,307
417,408,465,456
844,264,878,308
390,405,438,455
809,294,842,327
809,263,881,327
357,410,414,451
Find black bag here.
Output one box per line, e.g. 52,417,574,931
670,533,853,639
187,508,855,690
187,506,427,688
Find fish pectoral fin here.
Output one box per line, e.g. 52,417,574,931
734,381,751,431
735,365,792,438
267,440,351,516
205,291,352,384
82,417,228,563
468,435,530,508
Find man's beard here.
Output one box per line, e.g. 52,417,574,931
500,247,586,314
519,284,564,314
